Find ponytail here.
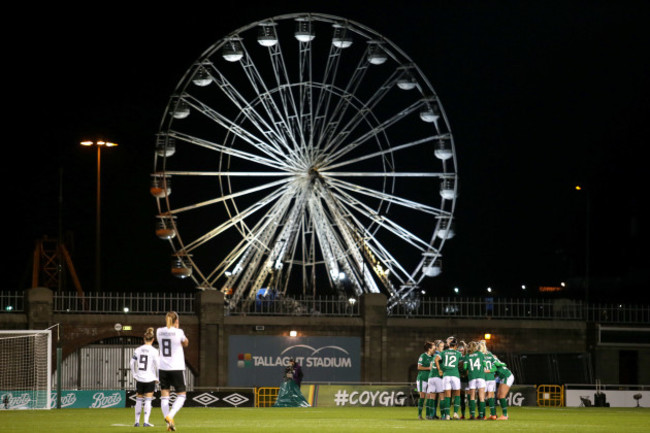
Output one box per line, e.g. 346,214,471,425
165,311,179,328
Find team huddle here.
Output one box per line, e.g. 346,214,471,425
416,337,514,420
130,312,189,431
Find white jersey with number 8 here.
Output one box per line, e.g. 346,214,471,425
156,327,187,371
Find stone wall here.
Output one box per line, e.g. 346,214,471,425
3,287,649,386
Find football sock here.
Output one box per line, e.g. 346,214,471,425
160,396,170,419
432,397,438,417
453,395,460,415
144,397,153,424
499,398,508,416
444,397,451,416
134,397,143,424
169,394,186,419
489,397,496,415
417,398,424,416
469,399,476,417
479,400,486,418
426,398,434,417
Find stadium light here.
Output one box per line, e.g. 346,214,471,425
289,330,298,337
484,333,492,341
81,139,118,292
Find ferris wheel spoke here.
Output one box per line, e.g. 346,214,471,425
219,193,296,295
168,130,291,171
314,49,372,154
251,34,310,164
306,193,360,295
316,185,383,294
181,185,290,253
311,42,346,155
203,228,265,286
322,99,425,166
198,61,298,157
321,171,446,177
329,188,433,252
232,43,310,159
159,170,296,177
326,177,449,216
235,194,302,305
327,192,416,286
323,135,448,171
165,177,292,215
261,40,303,151
180,95,295,165
318,69,403,157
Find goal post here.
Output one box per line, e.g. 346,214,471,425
0,330,52,410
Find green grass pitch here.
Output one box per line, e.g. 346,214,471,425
4,406,650,433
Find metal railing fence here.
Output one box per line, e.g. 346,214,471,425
0,291,24,312
226,296,360,317
1,291,649,324
53,291,195,315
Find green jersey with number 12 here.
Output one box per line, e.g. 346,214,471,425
439,349,463,377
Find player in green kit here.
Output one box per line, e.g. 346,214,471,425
493,358,515,420
435,338,463,420
416,341,435,419
458,341,468,419
425,340,445,419
479,340,499,419
462,341,487,419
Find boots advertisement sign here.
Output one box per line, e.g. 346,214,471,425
228,336,361,387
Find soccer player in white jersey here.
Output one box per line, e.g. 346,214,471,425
157,312,189,431
130,327,160,427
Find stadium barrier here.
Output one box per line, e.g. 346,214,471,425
565,384,650,407
301,384,537,408
256,387,280,407
125,389,255,408
537,384,564,407
0,390,126,410
0,389,256,410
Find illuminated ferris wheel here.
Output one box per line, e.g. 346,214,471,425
150,13,458,311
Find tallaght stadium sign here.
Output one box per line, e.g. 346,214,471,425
228,336,361,387
253,344,353,368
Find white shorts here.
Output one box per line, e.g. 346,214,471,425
468,378,486,390
485,380,497,393
417,378,429,393
427,376,444,394
501,375,515,387
442,376,461,391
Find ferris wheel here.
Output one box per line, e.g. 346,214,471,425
151,13,458,312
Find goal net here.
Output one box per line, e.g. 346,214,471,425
0,330,52,410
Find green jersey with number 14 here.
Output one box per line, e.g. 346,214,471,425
463,352,486,380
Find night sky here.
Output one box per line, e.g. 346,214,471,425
5,1,649,303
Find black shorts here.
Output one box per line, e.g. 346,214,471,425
136,381,156,395
159,370,186,393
